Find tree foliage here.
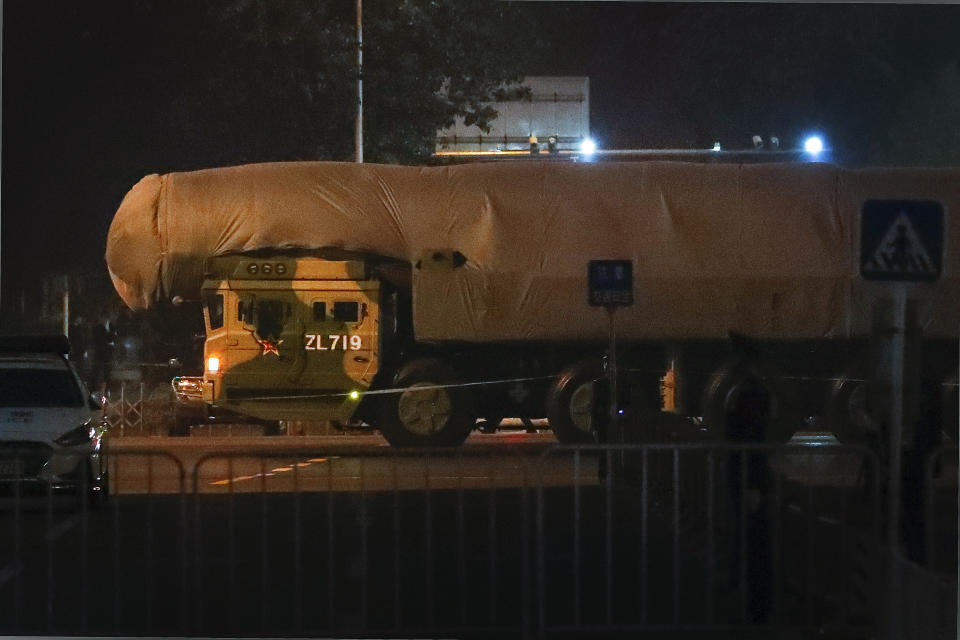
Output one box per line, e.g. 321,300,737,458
170,0,536,166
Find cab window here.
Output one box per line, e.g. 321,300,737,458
254,299,288,340
204,294,224,329
333,301,359,323
312,302,327,321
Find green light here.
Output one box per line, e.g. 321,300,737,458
349,390,360,400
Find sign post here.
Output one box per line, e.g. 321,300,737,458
588,260,633,443
860,199,943,639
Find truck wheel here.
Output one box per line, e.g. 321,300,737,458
378,358,476,447
547,360,602,445
825,368,875,444
702,358,799,443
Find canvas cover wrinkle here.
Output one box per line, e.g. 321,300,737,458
106,161,960,342
371,171,405,248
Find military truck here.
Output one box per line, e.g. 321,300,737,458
106,161,960,446
173,249,612,445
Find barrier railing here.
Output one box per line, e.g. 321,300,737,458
924,443,959,571
535,443,881,638
0,441,901,638
0,449,186,635
100,383,174,436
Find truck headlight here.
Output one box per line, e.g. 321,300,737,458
207,356,220,373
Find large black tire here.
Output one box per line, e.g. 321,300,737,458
547,359,602,445
378,358,477,447
824,367,876,444
702,358,799,443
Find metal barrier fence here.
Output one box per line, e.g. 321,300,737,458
100,383,175,436
0,442,896,638
924,443,959,571
893,442,960,640
893,550,958,640
99,382,337,436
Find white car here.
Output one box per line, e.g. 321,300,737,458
0,335,109,506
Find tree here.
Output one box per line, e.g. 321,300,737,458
168,0,538,166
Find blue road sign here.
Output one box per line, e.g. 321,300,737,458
588,260,633,307
860,200,943,283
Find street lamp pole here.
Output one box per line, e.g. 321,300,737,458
355,0,363,163
0,0,4,314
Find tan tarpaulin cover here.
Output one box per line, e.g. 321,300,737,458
105,161,960,341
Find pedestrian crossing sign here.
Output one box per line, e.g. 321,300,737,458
860,200,943,282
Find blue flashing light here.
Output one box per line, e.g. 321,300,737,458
803,135,825,156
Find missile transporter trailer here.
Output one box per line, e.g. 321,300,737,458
105,161,960,446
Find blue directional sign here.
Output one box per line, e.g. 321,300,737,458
588,260,633,307
860,200,943,283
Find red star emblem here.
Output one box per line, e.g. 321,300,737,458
257,338,283,356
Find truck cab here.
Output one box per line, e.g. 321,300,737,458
181,255,382,424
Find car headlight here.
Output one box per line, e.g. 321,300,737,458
54,421,97,447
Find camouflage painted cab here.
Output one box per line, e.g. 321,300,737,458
197,255,380,423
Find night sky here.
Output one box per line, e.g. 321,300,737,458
3,1,960,318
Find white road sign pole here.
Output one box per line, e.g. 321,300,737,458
355,0,363,164
607,306,618,437
885,285,906,639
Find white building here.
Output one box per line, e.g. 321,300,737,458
436,76,590,154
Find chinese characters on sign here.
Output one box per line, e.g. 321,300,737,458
588,260,634,307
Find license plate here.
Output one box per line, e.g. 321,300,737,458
0,459,23,477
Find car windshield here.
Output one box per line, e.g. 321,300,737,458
0,368,85,408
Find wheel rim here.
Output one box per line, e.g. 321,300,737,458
845,383,873,431
569,382,594,433
398,382,453,436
